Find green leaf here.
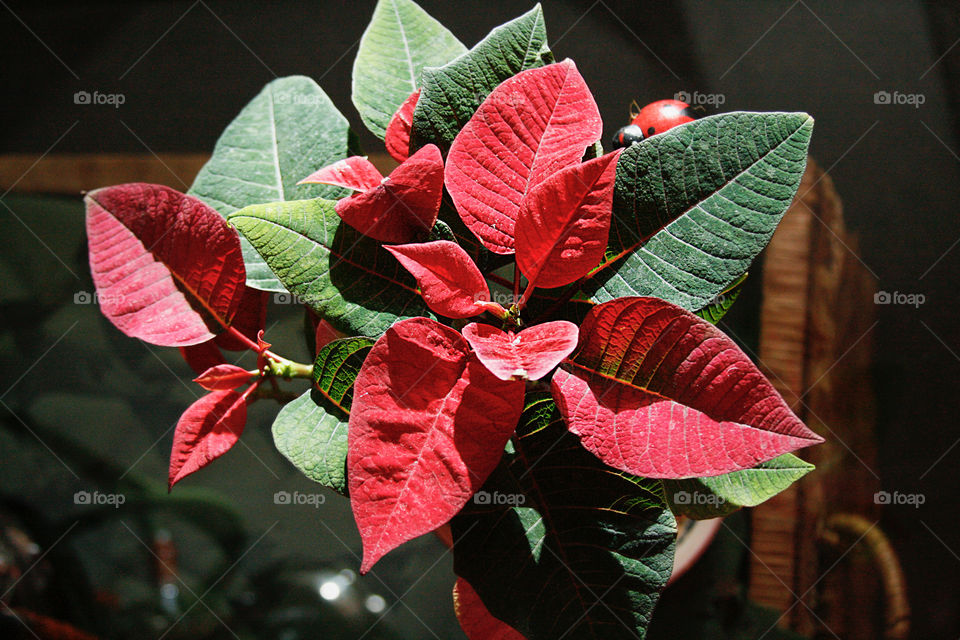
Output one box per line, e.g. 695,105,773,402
662,453,815,520
189,76,353,292
410,4,554,153
228,198,432,337
352,0,466,139
585,112,813,310
695,272,747,324
452,392,676,640
272,337,375,495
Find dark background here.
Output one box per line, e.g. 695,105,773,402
2,1,959,638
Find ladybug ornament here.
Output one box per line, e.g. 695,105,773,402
611,99,698,148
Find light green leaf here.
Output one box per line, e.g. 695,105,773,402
663,453,815,520
352,0,466,139
189,76,353,292
228,198,432,337
272,337,375,495
695,272,748,324
585,112,813,310
452,393,675,639
410,4,553,152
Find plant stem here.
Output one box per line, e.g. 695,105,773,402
223,325,313,379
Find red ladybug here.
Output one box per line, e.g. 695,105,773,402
611,99,697,148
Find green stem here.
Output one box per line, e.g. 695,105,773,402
265,357,313,380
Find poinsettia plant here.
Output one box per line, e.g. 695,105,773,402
82,1,823,637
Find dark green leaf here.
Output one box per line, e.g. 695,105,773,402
272,337,375,495
585,112,813,310
662,453,815,520
189,76,352,292
410,4,553,153
352,0,466,138
452,392,676,639
228,198,432,337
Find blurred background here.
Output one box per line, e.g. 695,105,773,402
1,1,958,638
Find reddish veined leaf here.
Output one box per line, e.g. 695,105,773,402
515,151,620,289
169,389,249,489
445,60,602,254
551,297,823,479
454,578,526,640
385,241,492,319
462,321,579,381
194,364,256,391
348,318,525,573
179,341,227,375
385,89,420,162
84,183,246,347
335,144,444,243
215,287,268,351
298,156,383,192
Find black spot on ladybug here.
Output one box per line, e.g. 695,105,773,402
647,127,656,136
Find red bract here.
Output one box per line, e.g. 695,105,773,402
179,341,227,376
214,287,268,351
298,156,383,192
194,364,256,391
515,151,620,289
348,318,525,573
332,144,444,243
168,389,249,489
385,89,420,163
385,241,495,319
551,297,823,478
454,578,526,640
84,183,246,347
462,321,578,381
445,60,602,254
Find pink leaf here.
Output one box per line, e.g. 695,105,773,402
445,60,602,254
551,297,823,479
348,318,525,573
194,364,255,391
462,321,579,381
179,341,227,376
84,183,246,347
335,144,444,243
385,89,420,163
168,390,248,489
214,287,268,351
454,578,526,640
385,241,491,319
515,151,620,289
298,156,383,191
